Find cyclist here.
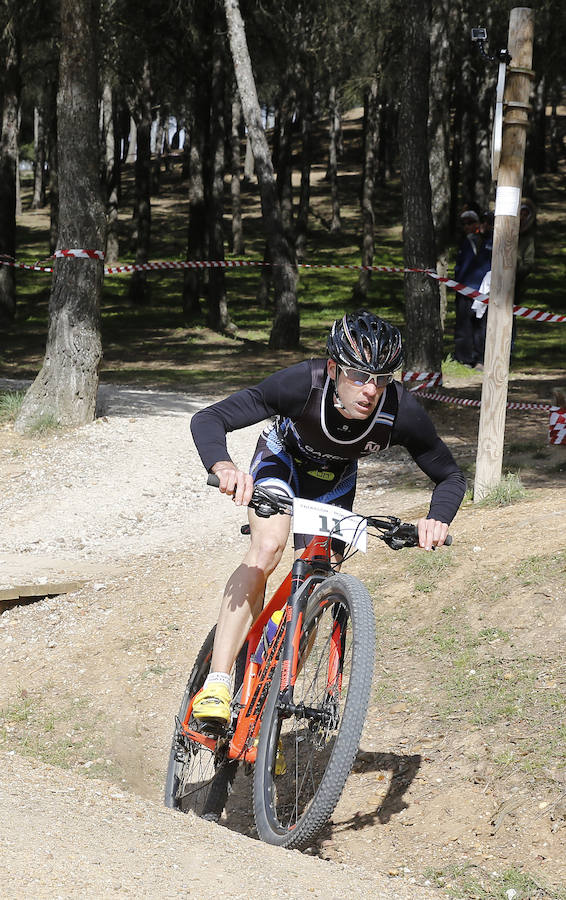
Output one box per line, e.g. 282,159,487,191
190,310,466,725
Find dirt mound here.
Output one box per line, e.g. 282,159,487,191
1,381,565,899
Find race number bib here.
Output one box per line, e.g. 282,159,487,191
293,498,367,552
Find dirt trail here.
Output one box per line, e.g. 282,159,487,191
1,381,565,899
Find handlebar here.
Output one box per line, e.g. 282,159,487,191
207,472,293,519
206,473,452,549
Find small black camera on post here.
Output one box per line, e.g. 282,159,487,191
471,26,488,42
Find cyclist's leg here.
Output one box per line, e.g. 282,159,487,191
209,507,291,674
208,427,298,677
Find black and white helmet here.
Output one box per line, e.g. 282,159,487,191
327,310,403,373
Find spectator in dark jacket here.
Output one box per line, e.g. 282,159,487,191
453,209,492,368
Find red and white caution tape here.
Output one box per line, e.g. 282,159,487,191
0,255,53,272
103,258,269,274
415,391,565,444
549,408,566,445
1,252,565,324
416,391,482,408
415,390,555,412
54,249,105,260
423,270,566,324
402,370,443,389
425,270,488,302
511,305,566,324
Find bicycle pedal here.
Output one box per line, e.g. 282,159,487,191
196,718,228,738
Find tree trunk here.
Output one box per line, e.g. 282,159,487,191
449,92,462,227
398,0,443,373
224,0,299,349
548,93,559,174
354,75,379,302
327,84,341,234
15,140,21,216
152,106,166,193
377,100,396,184
102,80,120,263
0,16,20,325
230,86,244,254
428,0,453,256
429,0,454,332
16,0,105,432
180,115,191,179
459,57,476,206
529,75,547,175
128,58,152,305
206,28,230,332
125,117,137,164
243,133,254,180
161,105,171,171
295,89,313,262
274,80,295,241
117,103,130,165
183,103,207,321
256,242,272,308
32,104,47,209
473,64,494,213
47,76,59,255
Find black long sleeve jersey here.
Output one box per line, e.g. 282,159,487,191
191,358,466,524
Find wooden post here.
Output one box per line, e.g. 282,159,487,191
473,8,534,501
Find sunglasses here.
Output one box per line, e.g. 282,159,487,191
338,365,394,387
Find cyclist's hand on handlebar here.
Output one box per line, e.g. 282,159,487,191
210,461,254,507
416,517,449,551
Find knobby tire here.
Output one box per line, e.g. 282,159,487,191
252,573,375,849
164,626,243,821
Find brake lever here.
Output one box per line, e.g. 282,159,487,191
381,534,415,551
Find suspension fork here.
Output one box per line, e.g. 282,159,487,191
277,558,313,712
328,602,348,696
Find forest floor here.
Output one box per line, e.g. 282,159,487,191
1,370,565,899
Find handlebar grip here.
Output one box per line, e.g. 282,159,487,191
408,524,453,548
207,473,220,488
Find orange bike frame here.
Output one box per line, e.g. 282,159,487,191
179,534,332,763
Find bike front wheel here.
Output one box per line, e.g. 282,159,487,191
164,626,240,821
253,573,375,849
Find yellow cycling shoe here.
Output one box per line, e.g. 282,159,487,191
192,683,231,726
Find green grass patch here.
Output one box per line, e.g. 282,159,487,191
0,390,62,436
407,548,456,593
0,688,121,779
424,862,566,899
23,411,61,436
515,550,566,587
475,472,528,507
0,390,25,422
441,353,484,379
413,604,565,774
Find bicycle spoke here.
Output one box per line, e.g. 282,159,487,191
270,601,351,828
253,574,375,849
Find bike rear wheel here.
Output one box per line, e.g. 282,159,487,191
253,573,375,849
164,626,241,821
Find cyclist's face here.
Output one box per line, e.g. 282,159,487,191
327,359,384,420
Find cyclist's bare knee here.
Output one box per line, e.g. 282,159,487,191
247,510,290,574
248,533,285,573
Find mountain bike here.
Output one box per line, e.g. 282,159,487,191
165,475,452,850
